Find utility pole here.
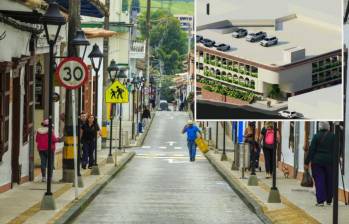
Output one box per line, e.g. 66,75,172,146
101,0,110,149
62,0,80,183
144,0,151,106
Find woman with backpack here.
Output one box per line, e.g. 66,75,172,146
259,122,280,179
304,121,335,206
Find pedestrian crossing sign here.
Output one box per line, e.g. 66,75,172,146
105,80,129,103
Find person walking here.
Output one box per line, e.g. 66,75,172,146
35,119,60,182
259,122,280,179
141,106,151,128
182,120,202,162
304,121,335,206
81,114,101,169
244,122,260,171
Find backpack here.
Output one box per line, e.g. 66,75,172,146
263,128,275,148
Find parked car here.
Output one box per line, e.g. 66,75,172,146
245,31,266,42
159,100,170,111
260,37,278,47
202,38,215,47
278,110,303,119
196,35,203,43
216,44,230,52
232,28,248,38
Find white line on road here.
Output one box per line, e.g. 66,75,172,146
159,146,167,149
174,147,182,150
142,146,151,149
166,141,176,146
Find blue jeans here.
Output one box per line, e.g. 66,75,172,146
82,141,95,167
39,151,54,178
187,140,197,161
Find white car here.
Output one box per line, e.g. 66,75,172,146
260,37,278,47
278,110,303,119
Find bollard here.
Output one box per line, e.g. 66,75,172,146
231,143,240,170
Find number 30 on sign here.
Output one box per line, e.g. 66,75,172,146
55,57,89,89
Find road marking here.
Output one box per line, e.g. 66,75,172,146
166,141,176,146
166,159,190,164
174,147,182,150
142,146,151,149
173,154,185,157
159,146,167,149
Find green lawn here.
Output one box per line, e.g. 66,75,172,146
139,0,194,15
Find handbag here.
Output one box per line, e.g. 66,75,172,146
195,137,209,154
301,170,314,187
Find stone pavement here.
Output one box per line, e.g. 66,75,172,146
0,147,135,224
205,147,349,224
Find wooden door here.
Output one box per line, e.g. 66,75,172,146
11,76,21,185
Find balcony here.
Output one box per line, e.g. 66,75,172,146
130,41,145,59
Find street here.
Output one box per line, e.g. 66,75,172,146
73,111,262,224
196,100,285,119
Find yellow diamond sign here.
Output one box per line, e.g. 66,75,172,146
105,80,129,103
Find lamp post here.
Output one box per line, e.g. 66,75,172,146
70,29,90,187
268,122,281,203
116,67,127,152
88,44,103,175
248,122,258,186
40,1,66,210
221,122,228,161
106,59,119,164
131,75,140,139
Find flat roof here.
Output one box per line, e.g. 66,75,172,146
197,17,341,66
197,0,341,67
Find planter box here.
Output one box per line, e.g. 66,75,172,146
201,89,249,106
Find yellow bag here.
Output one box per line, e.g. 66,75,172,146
195,137,209,154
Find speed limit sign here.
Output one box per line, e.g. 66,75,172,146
56,57,89,89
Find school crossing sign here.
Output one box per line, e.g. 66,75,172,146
105,80,129,103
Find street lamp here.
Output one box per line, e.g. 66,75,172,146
116,67,127,153
221,122,227,161
131,74,140,139
88,44,103,175
105,59,119,164
71,29,90,187
268,122,281,203
40,1,66,210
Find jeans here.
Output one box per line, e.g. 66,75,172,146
311,163,333,204
39,150,54,178
187,140,197,161
82,141,95,167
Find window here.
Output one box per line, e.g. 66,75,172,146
0,62,11,162
23,61,34,143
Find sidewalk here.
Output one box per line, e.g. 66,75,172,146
205,149,348,224
0,148,135,224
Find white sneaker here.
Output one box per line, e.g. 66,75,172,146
41,177,46,182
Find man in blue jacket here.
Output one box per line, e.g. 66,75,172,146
182,120,202,162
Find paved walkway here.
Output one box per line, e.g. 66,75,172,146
206,122,349,224
74,111,263,224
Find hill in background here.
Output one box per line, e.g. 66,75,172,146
139,0,194,15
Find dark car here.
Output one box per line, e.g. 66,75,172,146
216,44,230,52
159,100,170,111
196,35,203,43
246,31,267,42
202,38,215,47
232,28,248,38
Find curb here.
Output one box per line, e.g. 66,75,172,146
135,112,156,147
204,152,273,224
54,152,136,224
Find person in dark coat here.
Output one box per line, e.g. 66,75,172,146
81,114,100,169
304,121,335,206
141,107,151,128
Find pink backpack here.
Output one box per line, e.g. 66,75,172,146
265,129,274,145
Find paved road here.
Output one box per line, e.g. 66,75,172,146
74,111,262,224
196,100,284,119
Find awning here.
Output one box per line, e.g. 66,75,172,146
0,10,44,34
55,0,108,18
82,28,117,38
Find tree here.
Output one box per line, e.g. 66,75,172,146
138,10,188,75
122,0,129,12
268,84,281,99
160,76,176,102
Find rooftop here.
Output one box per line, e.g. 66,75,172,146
197,0,341,67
